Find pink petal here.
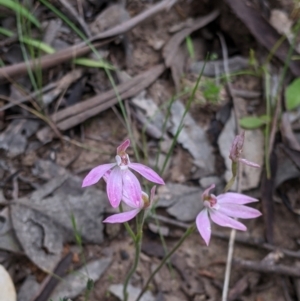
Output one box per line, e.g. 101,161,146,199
217,193,259,205
107,167,123,208
202,184,215,199
122,170,142,207
122,193,140,209
129,163,165,185
103,208,141,223
196,208,211,246
238,158,260,168
117,139,130,154
218,204,262,219
209,210,247,231
82,163,115,187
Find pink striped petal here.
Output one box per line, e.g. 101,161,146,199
217,193,258,205
129,163,165,185
209,210,247,231
82,163,115,187
103,208,141,223
196,208,211,246
117,139,130,154
218,204,262,219
238,158,260,168
107,167,123,208
122,170,142,207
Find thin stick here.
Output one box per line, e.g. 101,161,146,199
218,32,240,301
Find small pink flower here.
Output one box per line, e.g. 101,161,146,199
82,139,164,208
103,186,156,223
229,131,260,168
196,184,261,246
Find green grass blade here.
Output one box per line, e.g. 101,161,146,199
0,0,41,28
20,36,56,54
74,58,115,70
0,26,14,37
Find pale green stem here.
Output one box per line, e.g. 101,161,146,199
224,162,237,193
123,211,145,301
135,224,195,301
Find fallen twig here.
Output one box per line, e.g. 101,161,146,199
0,0,178,81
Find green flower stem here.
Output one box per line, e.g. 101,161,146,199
135,224,195,301
224,161,237,193
123,211,145,301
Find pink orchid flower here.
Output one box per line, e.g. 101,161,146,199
229,131,260,168
103,186,156,223
196,184,261,246
82,139,164,208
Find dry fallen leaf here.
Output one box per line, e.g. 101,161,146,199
11,160,107,271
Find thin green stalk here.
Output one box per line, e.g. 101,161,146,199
120,203,136,241
224,162,237,192
136,224,195,301
123,211,145,301
161,57,208,174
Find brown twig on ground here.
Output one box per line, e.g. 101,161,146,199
58,0,91,37
36,64,165,141
233,257,300,277
32,252,73,301
224,0,300,76
0,0,178,81
151,214,300,260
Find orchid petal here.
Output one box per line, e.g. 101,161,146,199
107,167,123,208
117,139,130,154
129,163,165,184
202,184,215,199
122,170,142,207
209,210,247,231
217,193,259,205
196,208,211,246
122,193,140,209
218,204,262,219
82,163,115,187
238,158,260,168
103,208,141,223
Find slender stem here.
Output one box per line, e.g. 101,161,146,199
123,211,145,301
222,161,241,301
135,224,195,301
224,162,237,192
120,203,136,241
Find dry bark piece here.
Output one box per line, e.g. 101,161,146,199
37,64,165,142
42,69,83,106
163,10,220,67
233,256,300,277
11,160,107,271
224,0,300,76
163,10,219,89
